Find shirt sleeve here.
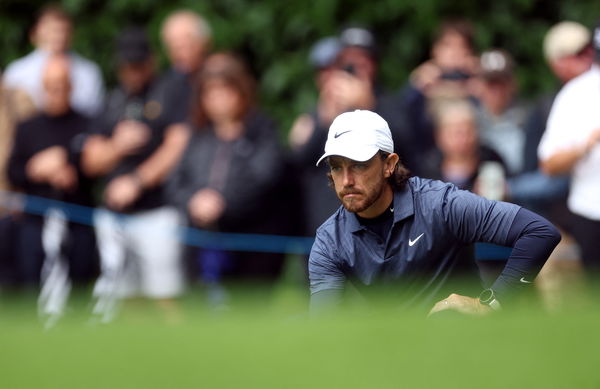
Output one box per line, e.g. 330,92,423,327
443,186,561,302
490,208,561,301
538,82,584,161
443,187,521,244
308,229,346,312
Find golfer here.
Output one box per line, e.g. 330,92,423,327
309,110,561,315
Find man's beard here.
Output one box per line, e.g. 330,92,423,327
338,180,385,214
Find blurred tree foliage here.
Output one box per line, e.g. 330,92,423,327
2,0,600,133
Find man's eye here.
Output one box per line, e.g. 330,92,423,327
354,163,367,169
330,166,341,172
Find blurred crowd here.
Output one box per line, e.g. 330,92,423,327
1,5,599,316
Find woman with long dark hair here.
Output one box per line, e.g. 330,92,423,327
169,52,287,304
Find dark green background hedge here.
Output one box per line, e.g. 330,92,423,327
2,0,600,132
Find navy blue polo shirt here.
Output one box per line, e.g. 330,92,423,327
309,177,521,309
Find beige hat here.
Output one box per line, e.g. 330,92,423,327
544,21,590,61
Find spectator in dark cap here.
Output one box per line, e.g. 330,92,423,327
288,29,414,237
335,25,417,186
288,36,345,237
337,26,378,85
116,27,153,64
81,26,190,322
289,36,342,150
473,49,528,177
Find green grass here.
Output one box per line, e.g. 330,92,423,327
1,283,600,389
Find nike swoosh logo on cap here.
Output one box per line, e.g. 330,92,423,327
334,130,352,138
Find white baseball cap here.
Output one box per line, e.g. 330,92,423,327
316,110,394,166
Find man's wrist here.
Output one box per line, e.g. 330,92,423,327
479,288,502,311
129,171,146,190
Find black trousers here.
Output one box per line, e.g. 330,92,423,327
569,211,600,274
15,214,99,287
0,215,19,287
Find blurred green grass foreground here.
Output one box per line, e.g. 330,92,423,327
2,280,600,389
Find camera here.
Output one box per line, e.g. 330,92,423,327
440,69,471,81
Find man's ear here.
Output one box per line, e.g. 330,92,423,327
384,153,399,178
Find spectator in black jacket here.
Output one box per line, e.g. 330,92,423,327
169,52,287,303
7,54,98,287
289,28,415,237
81,27,190,321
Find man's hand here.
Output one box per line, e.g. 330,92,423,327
288,114,316,150
428,293,492,317
104,174,143,211
48,165,78,192
320,71,375,117
409,60,443,93
81,121,150,178
188,188,226,228
26,146,69,183
111,120,151,156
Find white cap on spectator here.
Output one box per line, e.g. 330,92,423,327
316,110,394,166
544,21,590,61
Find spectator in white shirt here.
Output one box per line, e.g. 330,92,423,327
3,5,104,117
538,23,600,274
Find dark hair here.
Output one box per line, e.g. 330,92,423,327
433,19,475,52
326,151,411,190
379,151,411,190
36,4,72,25
190,52,256,128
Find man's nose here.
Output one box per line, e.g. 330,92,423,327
342,168,355,187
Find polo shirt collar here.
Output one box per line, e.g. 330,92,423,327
345,182,415,233
392,183,415,223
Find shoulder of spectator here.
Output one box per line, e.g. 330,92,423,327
2,53,36,82
69,52,104,76
244,109,281,140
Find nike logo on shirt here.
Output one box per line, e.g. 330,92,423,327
334,130,351,138
408,233,424,246
520,277,532,284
